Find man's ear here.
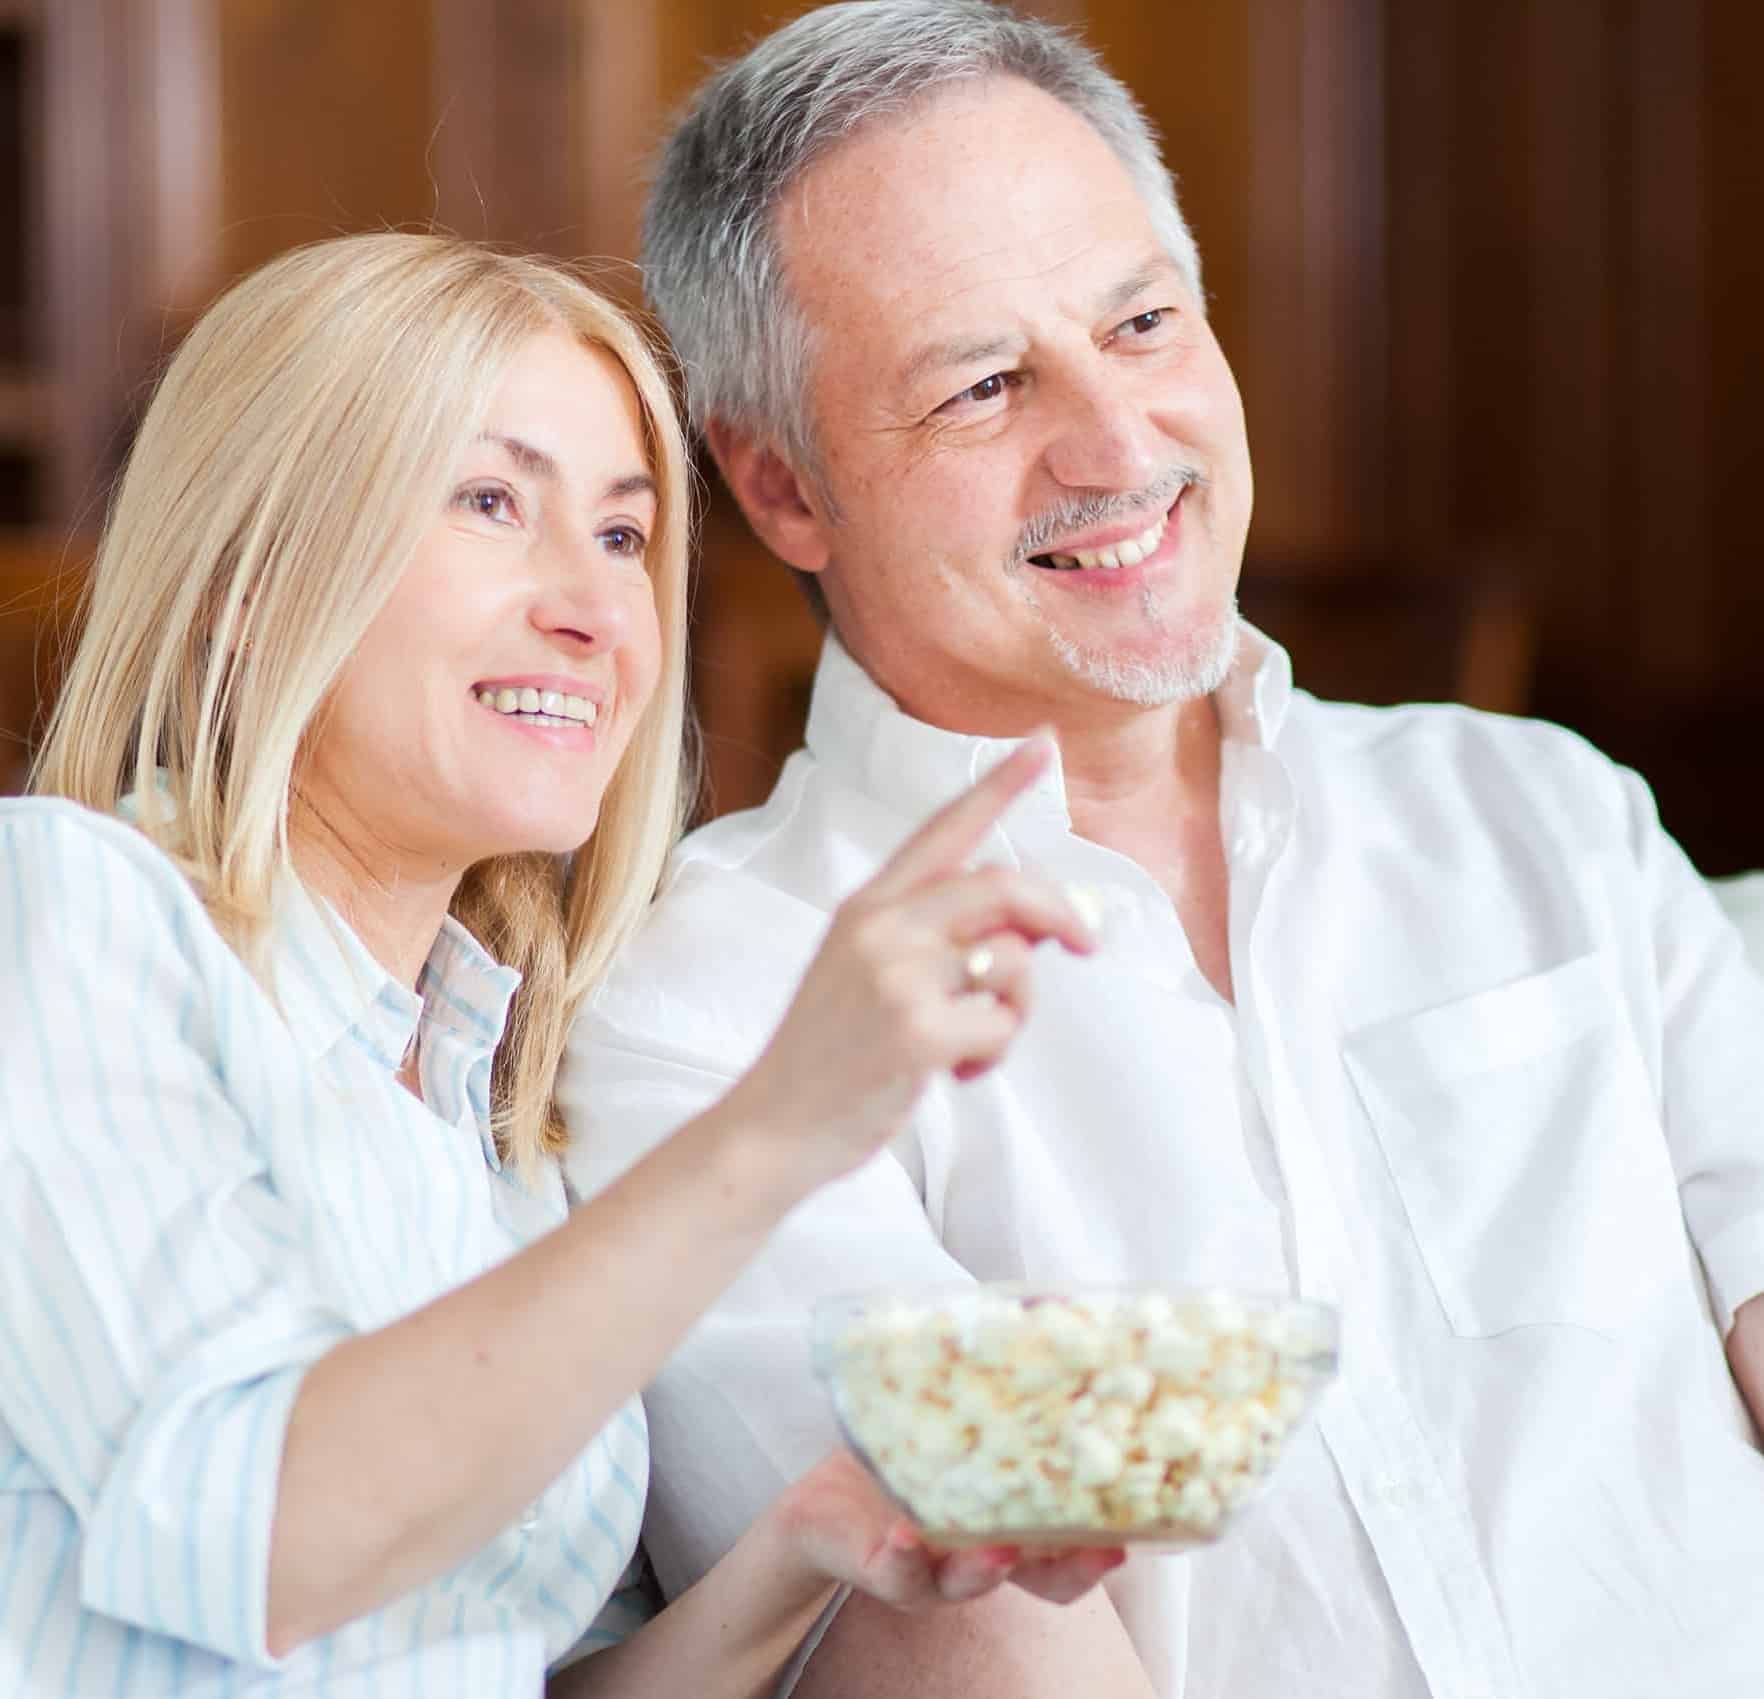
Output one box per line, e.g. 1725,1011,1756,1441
706,419,833,576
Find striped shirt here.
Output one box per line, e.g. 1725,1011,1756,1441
0,798,650,1696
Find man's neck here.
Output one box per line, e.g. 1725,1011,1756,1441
1058,694,1234,1002
1056,693,1222,847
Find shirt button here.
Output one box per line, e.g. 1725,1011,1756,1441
1372,1471,1423,1512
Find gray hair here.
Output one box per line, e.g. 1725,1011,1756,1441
641,0,1202,481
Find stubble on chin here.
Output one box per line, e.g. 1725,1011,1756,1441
1045,592,1242,707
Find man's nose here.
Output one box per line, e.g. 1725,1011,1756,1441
1041,366,1165,493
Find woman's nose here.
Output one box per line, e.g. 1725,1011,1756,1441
529,537,635,653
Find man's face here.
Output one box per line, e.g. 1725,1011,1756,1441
773,76,1253,732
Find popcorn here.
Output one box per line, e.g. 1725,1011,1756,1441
820,1288,1336,1545
1070,1427,1126,1487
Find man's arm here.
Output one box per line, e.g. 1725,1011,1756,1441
794,1587,1158,1699
1728,1293,1764,1433
1612,770,1764,1356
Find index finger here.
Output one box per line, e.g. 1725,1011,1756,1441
864,734,1055,902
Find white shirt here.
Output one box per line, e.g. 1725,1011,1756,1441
0,799,649,1697
562,628,1764,1699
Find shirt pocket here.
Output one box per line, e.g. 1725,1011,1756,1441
1342,952,1681,1337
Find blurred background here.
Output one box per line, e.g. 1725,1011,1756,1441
3,0,1760,867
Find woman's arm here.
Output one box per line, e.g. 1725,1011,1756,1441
268,740,1094,1651
546,1454,1127,1699
268,1096,817,1654
545,1489,838,1699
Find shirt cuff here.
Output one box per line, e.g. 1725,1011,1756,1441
80,1354,322,1667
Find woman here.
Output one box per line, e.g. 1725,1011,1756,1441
0,234,1117,1697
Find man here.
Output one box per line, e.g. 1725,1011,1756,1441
560,3,1764,1694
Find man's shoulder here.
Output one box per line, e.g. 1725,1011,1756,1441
580,752,852,1069
1283,693,1654,879
1287,691,1628,800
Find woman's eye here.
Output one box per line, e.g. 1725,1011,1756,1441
599,525,648,558
455,482,517,524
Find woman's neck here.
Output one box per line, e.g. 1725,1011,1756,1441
288,798,462,991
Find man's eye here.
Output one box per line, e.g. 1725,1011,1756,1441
939,371,1014,413
1120,308,1167,338
455,482,517,524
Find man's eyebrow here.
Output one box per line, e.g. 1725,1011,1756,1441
1095,255,1184,321
897,333,1021,398
895,255,1186,400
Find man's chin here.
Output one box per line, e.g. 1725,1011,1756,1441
1049,605,1241,708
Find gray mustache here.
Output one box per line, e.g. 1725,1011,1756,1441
1014,465,1204,563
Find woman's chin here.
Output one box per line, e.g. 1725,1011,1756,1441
462,808,604,866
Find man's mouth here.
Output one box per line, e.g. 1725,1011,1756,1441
1030,509,1170,572
1029,506,1171,572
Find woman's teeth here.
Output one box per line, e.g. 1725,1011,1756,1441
476,686,599,727
1042,510,1169,571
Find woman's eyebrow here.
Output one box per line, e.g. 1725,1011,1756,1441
477,432,559,480
602,472,657,503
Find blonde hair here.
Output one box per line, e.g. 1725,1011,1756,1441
34,233,693,1172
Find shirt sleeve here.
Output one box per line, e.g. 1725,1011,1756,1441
562,1019,976,1604
0,809,353,1666
1620,772,1764,1334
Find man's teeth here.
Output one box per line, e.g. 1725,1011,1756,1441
475,686,599,726
1044,510,1169,571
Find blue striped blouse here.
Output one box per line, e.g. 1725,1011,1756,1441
0,798,650,1696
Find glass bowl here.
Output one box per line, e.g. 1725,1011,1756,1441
811,1284,1338,1550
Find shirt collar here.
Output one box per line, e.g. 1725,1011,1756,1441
802,620,1294,824
271,878,521,1081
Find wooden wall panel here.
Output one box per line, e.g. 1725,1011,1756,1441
1521,1,1616,672
216,0,436,282
1627,0,1711,695
9,0,1759,865
1081,1,1253,386
1245,0,1388,562
1706,0,1764,692
432,0,589,255
1383,0,1454,563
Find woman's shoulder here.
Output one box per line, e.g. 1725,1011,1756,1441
0,795,211,931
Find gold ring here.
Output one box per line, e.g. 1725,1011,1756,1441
962,943,995,993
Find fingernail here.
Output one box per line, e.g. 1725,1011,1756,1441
1064,881,1105,933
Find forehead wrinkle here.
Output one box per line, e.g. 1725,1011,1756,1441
887,231,1140,403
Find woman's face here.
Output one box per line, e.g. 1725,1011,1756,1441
300,330,664,879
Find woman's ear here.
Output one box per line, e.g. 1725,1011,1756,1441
705,420,833,576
